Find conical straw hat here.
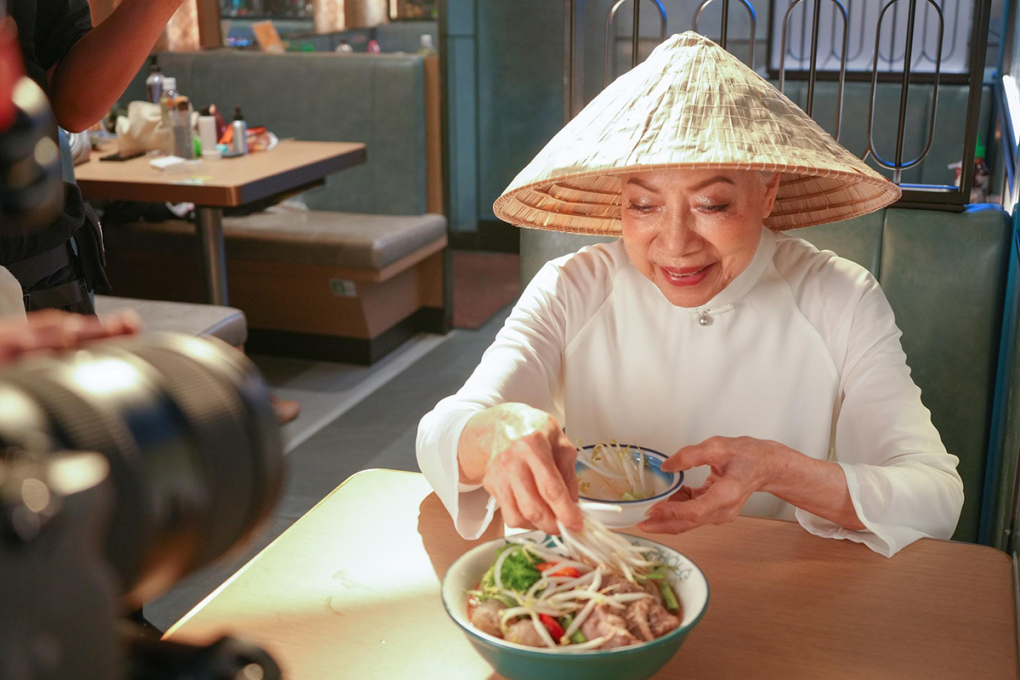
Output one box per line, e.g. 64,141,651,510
493,31,901,234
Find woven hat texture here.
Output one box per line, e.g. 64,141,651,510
493,31,901,234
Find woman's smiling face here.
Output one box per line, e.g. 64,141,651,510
619,168,781,308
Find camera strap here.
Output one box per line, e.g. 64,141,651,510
23,279,89,311
6,241,72,289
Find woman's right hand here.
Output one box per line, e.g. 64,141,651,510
458,403,583,535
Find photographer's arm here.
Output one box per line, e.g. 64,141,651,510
0,310,140,365
47,0,187,132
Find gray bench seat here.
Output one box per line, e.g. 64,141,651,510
106,209,447,272
94,295,248,347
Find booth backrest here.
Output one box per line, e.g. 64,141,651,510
121,51,428,216
521,204,1011,543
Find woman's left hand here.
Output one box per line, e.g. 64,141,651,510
637,436,786,534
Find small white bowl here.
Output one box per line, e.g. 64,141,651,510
575,445,683,529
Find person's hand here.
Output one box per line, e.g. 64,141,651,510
0,310,142,365
459,403,583,535
638,436,785,534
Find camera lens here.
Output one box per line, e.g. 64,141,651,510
0,334,283,608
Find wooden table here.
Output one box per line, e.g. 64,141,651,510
75,140,366,305
165,470,1019,679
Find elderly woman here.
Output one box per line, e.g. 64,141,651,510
417,32,963,557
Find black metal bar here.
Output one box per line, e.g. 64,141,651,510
847,0,869,62
720,0,730,48
957,0,992,200
779,0,808,92
893,0,919,182
900,0,942,170
799,0,808,66
604,0,627,88
827,0,841,68
867,0,899,169
743,0,756,68
769,69,969,85
565,0,586,122
894,193,968,210
806,0,822,116
833,0,849,140
565,0,574,123
866,0,943,177
692,0,753,67
606,0,668,87
658,0,667,43
632,0,641,68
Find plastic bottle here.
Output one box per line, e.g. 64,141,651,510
172,99,195,159
972,137,989,203
160,77,179,120
145,56,165,104
418,34,437,57
231,106,249,156
367,39,381,54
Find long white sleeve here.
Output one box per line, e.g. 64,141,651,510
418,233,963,556
794,271,964,556
416,251,607,538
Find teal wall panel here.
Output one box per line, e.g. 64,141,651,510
476,0,565,222
444,35,480,233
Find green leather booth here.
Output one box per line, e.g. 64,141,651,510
987,214,1020,551
520,204,1011,543
110,50,446,362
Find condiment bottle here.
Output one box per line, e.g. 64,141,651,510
145,56,165,104
231,106,249,156
172,99,195,159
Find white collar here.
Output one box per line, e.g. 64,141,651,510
696,225,775,311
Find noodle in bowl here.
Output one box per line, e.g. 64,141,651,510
576,444,684,528
441,530,709,680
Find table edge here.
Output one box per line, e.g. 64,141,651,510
76,141,368,208
162,468,411,639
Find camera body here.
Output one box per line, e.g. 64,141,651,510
1,449,123,680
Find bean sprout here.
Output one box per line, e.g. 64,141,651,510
469,512,677,652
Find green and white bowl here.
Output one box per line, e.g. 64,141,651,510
441,531,710,680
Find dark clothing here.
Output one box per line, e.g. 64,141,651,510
10,0,93,95
3,0,96,313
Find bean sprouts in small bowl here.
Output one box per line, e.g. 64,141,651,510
575,444,683,528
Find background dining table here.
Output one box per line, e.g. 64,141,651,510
164,469,1019,679
74,140,367,306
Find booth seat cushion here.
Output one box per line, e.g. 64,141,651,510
94,296,248,347
222,209,447,269
105,210,447,270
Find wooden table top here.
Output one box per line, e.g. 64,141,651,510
75,140,366,207
165,469,1019,679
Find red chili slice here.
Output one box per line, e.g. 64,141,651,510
539,614,565,642
550,567,582,578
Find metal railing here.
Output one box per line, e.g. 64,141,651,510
564,0,992,209
769,0,971,77
692,0,757,67
604,0,668,86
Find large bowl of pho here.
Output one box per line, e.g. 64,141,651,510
441,515,709,680
575,444,683,528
